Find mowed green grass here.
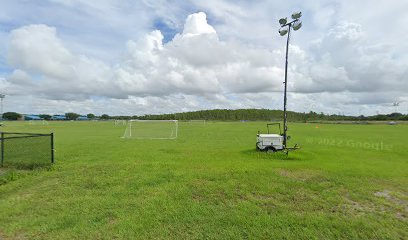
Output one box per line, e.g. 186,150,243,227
0,121,407,239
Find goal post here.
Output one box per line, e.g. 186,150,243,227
122,120,178,139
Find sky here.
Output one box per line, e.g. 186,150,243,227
0,0,407,116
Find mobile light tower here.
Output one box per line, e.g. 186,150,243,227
256,12,302,153
278,12,302,147
0,94,5,121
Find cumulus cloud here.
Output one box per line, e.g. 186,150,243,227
297,21,408,94
6,25,116,100
5,12,287,102
182,12,216,36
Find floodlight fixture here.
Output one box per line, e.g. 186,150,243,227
293,21,302,31
279,18,287,26
291,11,302,20
279,28,288,36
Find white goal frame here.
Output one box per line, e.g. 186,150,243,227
114,119,127,125
187,120,206,124
28,120,49,125
122,120,178,139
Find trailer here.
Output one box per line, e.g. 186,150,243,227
256,123,299,154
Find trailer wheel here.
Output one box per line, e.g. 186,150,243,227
256,143,261,151
266,146,277,153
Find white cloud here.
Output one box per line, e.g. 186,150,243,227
1,1,407,116
8,25,74,79
112,12,288,97
182,12,216,36
6,24,116,100
7,69,32,86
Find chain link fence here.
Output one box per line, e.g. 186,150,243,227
0,132,54,169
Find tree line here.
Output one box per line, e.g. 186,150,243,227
2,109,408,121
134,109,408,122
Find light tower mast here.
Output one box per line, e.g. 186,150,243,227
278,12,302,147
0,94,5,120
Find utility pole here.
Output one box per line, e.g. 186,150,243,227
0,94,5,120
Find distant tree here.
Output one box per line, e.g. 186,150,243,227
101,114,110,120
39,114,52,120
388,112,402,120
65,112,80,120
87,113,95,119
358,115,367,120
3,112,21,120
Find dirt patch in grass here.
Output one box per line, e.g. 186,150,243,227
374,190,407,207
331,190,408,220
341,198,377,216
374,190,408,220
0,230,28,240
328,192,379,218
374,190,392,198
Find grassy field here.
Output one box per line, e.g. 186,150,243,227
0,121,407,239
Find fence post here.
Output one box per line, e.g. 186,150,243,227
51,133,54,164
1,132,4,167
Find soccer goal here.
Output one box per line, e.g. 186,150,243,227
114,120,127,126
122,120,178,139
187,120,206,125
29,120,49,125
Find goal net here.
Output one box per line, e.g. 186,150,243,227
122,120,178,139
187,120,206,125
28,120,49,125
114,120,127,126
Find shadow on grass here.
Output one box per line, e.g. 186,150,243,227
240,149,303,161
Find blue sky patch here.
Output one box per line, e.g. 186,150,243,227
153,19,178,43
